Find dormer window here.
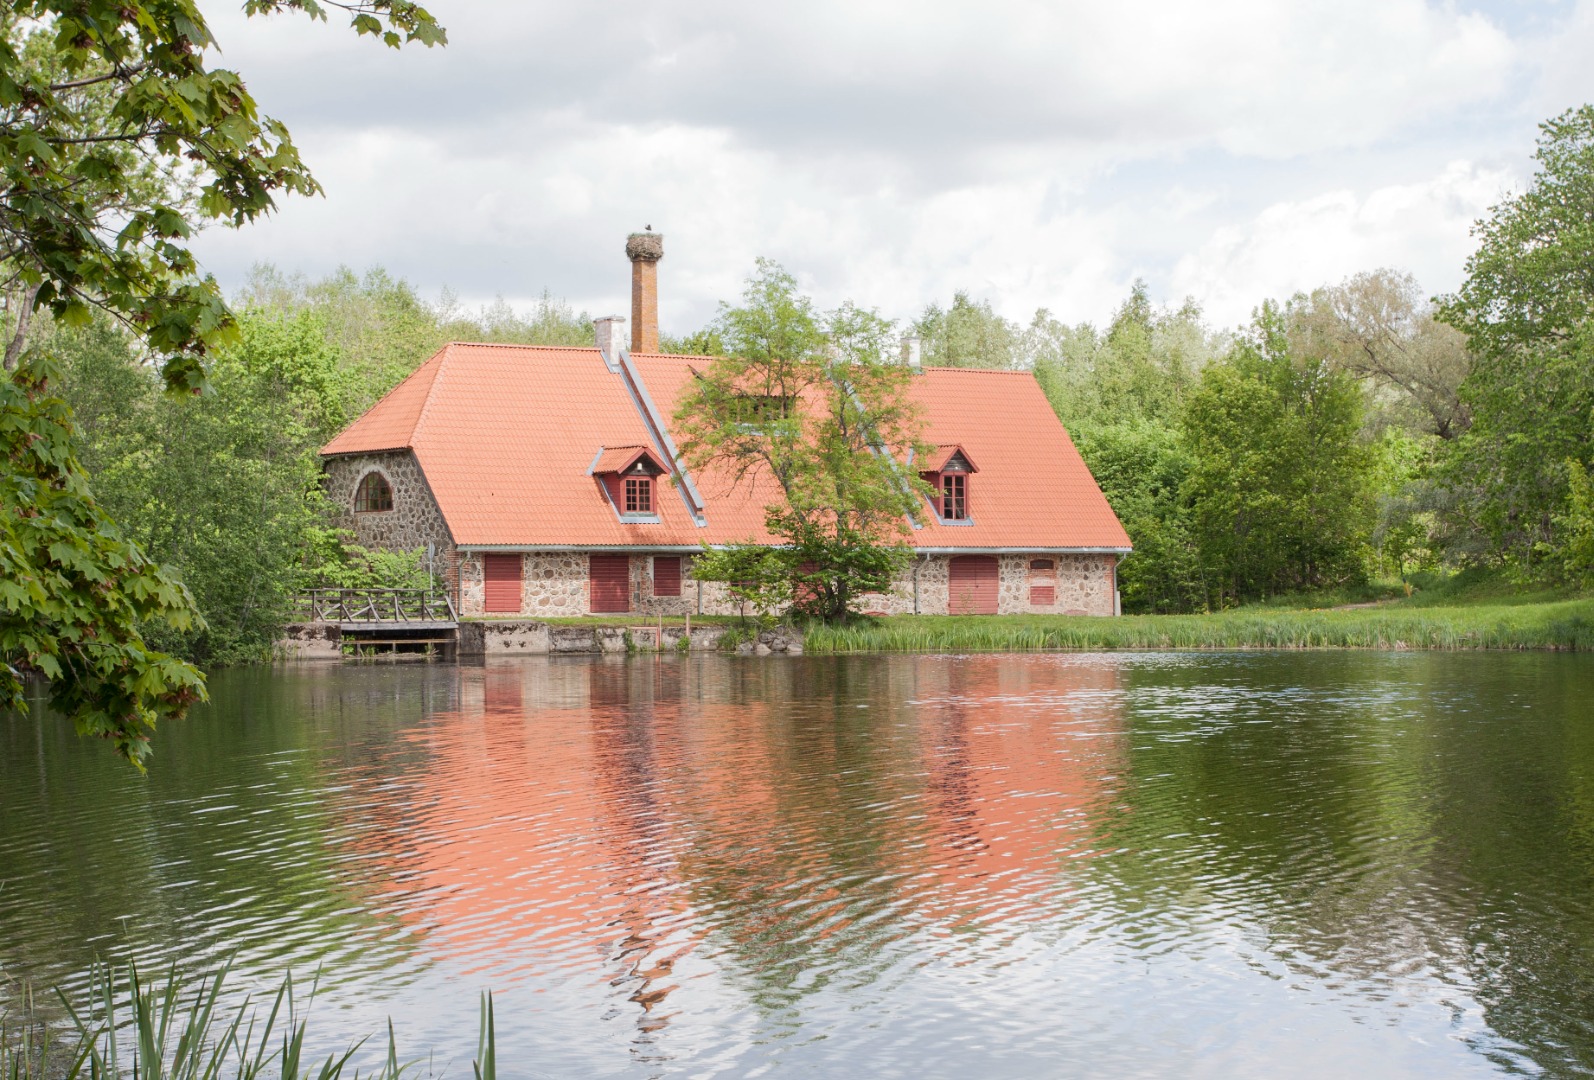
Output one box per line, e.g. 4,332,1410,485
625,475,652,514
591,445,667,522
354,471,393,513
920,444,977,524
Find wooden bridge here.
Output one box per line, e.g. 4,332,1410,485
290,589,458,656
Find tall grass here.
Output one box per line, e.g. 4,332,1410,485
0,964,497,1080
803,598,1594,654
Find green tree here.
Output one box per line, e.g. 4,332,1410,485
1298,270,1471,440
1437,106,1594,577
1030,282,1218,432
1,1,442,763
1026,283,1221,612
1075,422,1203,612
58,310,355,664
913,291,1020,369
674,261,930,622
1181,302,1375,604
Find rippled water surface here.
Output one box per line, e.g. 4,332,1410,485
5,652,1594,1077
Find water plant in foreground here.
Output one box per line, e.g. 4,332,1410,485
0,963,496,1080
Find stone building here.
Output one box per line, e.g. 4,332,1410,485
320,234,1131,618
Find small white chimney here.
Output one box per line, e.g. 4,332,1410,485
594,315,627,371
901,334,922,371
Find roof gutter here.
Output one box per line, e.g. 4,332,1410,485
459,544,1132,555
910,546,1132,555
460,544,710,553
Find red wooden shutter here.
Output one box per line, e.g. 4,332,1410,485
653,556,681,597
1029,585,1056,606
483,553,522,613
590,555,631,613
948,555,999,615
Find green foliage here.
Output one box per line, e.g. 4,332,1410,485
690,545,793,615
1031,282,1220,432
674,261,929,622
913,291,1021,369
1297,269,1472,440
1440,105,1594,361
1,355,204,768
1075,422,1203,613
56,311,350,665
0,1,442,394
658,327,727,356
1437,106,1594,579
0,0,442,760
301,528,432,591
1181,302,1375,604
1560,460,1594,590
1368,428,1443,580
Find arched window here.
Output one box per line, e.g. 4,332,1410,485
354,471,394,513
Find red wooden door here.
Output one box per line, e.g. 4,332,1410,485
948,555,999,614
483,553,522,613
590,555,631,613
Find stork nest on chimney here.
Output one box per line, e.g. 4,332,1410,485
625,233,664,261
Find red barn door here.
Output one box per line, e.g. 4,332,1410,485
590,555,631,613
483,553,522,613
948,555,999,615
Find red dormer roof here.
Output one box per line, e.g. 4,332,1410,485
921,443,979,473
590,445,665,475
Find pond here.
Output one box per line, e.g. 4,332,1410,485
3,652,1594,1077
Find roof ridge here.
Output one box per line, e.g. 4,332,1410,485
329,345,449,452
411,343,455,445
924,366,1035,375
440,340,602,352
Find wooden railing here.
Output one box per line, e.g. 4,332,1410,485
293,588,458,625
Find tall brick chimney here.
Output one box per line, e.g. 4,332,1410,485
625,230,663,353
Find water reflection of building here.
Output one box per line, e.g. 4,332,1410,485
335,655,1126,1028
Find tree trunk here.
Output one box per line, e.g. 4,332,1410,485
3,283,43,372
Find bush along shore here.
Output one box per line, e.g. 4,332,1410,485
800,597,1594,654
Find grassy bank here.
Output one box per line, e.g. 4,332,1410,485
803,596,1594,654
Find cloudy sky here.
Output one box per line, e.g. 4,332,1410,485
190,1,1594,336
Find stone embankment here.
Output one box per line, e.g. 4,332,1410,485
279,620,803,659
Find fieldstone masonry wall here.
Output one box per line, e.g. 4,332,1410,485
454,549,1116,617
324,451,458,588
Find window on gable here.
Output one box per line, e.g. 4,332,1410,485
730,394,795,431
625,476,652,514
354,472,393,513
941,474,967,520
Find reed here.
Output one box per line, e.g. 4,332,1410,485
802,598,1594,654
0,964,497,1080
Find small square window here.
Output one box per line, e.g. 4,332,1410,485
941,474,967,520
625,477,652,514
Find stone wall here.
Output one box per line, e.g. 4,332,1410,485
324,451,458,588
456,549,1117,617
856,553,1117,616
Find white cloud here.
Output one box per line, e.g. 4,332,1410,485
1168,161,1517,327
188,0,1558,334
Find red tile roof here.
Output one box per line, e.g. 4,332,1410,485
323,343,1130,552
